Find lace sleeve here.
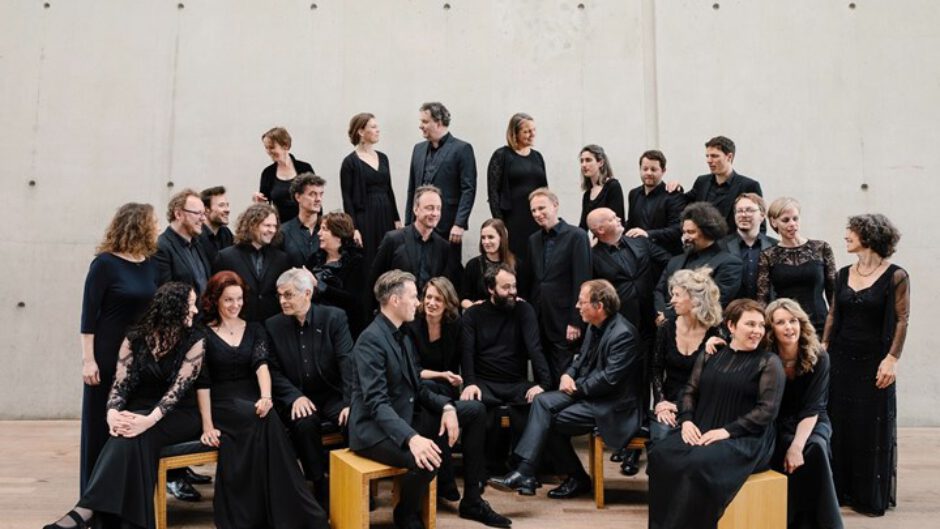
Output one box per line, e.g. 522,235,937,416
756,248,773,303
888,268,910,359
723,353,785,438
250,324,270,371
821,241,837,307
677,348,706,423
650,324,668,404
106,338,139,411
155,338,206,415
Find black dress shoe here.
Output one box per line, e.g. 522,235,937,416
43,510,91,529
459,498,512,527
619,449,641,476
392,511,425,529
609,447,627,462
546,475,591,499
487,471,537,496
184,467,212,484
439,483,461,502
167,478,202,502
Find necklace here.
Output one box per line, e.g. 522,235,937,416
855,260,883,277
219,320,244,337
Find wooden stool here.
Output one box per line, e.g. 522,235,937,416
330,448,436,529
154,441,218,529
718,470,787,529
587,431,646,508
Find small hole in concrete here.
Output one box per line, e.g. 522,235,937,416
167,181,175,188
177,3,184,9
310,3,317,9
849,3,856,9
43,2,50,8
860,183,869,190
713,3,720,9
443,3,451,9
17,301,26,308
28,180,36,187
577,3,585,9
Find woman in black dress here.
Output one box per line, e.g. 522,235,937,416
78,203,160,494
254,126,315,223
647,298,785,529
460,218,516,309
340,113,401,271
46,282,204,529
196,271,328,529
308,211,366,338
486,113,547,261
757,197,836,335
578,144,625,231
823,214,909,516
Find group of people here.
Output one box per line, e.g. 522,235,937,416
47,101,910,529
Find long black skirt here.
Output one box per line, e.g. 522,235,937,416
772,421,843,529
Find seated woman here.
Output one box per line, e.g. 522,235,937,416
196,271,328,529
461,218,516,309
649,268,723,441
307,211,366,338
45,282,205,529
647,298,785,529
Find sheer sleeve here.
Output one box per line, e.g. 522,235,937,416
106,338,139,411
650,324,668,404
888,268,910,359
756,248,773,303
155,338,206,415
677,349,706,423
821,241,837,307
723,353,785,438
486,148,504,219
799,351,829,420
250,325,270,371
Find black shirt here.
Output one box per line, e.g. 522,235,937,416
168,228,208,294
461,300,551,388
541,223,562,271
199,225,233,264
732,235,763,300
412,228,433,288
423,132,452,184
289,309,331,399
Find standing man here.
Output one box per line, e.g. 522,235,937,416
625,150,684,256
280,173,325,267
720,193,778,299
348,270,510,529
155,188,212,297
198,186,233,264
522,187,591,385
405,102,477,256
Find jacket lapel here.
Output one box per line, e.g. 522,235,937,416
403,226,420,271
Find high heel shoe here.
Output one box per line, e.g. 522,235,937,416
43,509,90,529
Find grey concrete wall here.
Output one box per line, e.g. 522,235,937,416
1,0,936,423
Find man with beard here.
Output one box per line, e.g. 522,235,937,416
280,173,325,267
624,150,684,256
198,186,233,263
719,193,778,299
155,188,212,296
460,264,552,470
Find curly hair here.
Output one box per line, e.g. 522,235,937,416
201,271,247,326
580,144,614,191
668,267,723,327
479,218,516,270
682,202,728,241
233,204,280,246
848,213,901,258
765,298,821,374
127,282,194,358
96,203,158,257
420,102,451,126
418,277,460,322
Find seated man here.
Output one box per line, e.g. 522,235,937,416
460,264,553,468
489,279,643,498
266,268,353,503
348,270,510,529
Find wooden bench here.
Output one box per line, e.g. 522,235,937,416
718,470,787,529
587,430,647,508
330,448,436,529
154,441,218,529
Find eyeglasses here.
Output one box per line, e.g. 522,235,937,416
181,208,206,218
734,207,761,215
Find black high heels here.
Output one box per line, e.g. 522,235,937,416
42,509,91,529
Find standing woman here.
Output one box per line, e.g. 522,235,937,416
578,144,625,230
79,202,160,493
197,271,328,529
255,127,315,223
461,218,516,309
340,113,401,271
823,214,909,516
308,211,366,338
757,197,836,336
486,113,547,261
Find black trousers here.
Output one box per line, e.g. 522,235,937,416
513,391,596,477
541,336,579,387
475,379,532,465
283,394,345,482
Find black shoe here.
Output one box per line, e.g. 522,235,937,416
609,447,627,463
43,510,91,529
184,467,212,484
487,470,537,496
167,478,201,502
439,482,461,502
392,511,425,529
546,475,591,499
619,449,641,476
459,498,512,527
314,479,330,509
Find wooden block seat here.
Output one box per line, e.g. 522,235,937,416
587,428,649,508
330,448,436,529
155,440,218,529
718,470,787,529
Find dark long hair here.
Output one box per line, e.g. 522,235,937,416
478,218,516,270
201,271,247,326
126,282,194,358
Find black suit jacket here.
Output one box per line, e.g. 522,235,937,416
265,304,354,409
370,225,461,292
719,232,779,299
154,227,212,295
683,171,763,231
522,220,592,344
591,236,672,328
405,133,477,236
213,244,291,322
565,313,642,448
654,243,744,319
348,315,451,450
626,183,684,255
279,217,320,268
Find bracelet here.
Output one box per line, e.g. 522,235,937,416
260,396,272,401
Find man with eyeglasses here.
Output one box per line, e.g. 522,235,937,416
720,193,778,299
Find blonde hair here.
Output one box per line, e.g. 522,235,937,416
506,112,534,151
767,196,801,233
528,187,558,205
668,267,723,327
765,298,821,374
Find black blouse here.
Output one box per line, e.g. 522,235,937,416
776,350,830,435
407,317,460,374
196,323,269,389
650,320,720,404
259,154,315,222
579,178,626,230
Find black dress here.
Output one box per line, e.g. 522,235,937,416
259,154,315,223
308,246,367,338
757,240,836,335
647,346,785,529
487,146,547,261
77,329,205,529
199,324,328,529
578,178,625,230
772,351,843,529
78,253,158,494
825,264,909,516
340,151,400,272
461,254,502,304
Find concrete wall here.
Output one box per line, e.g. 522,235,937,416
1,0,936,423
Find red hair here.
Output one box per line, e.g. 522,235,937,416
201,271,247,325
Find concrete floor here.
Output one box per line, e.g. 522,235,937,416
4,421,939,529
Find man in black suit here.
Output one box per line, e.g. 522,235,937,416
719,193,778,299
405,102,476,252
654,202,744,324
372,185,461,293
522,187,592,385
625,150,684,255
280,173,325,267
198,186,233,264
213,204,291,322
348,270,510,529
489,279,643,498
266,268,353,503
155,188,212,296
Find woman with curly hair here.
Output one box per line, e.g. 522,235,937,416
307,211,366,337
78,202,160,493
46,282,204,529
823,213,909,516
